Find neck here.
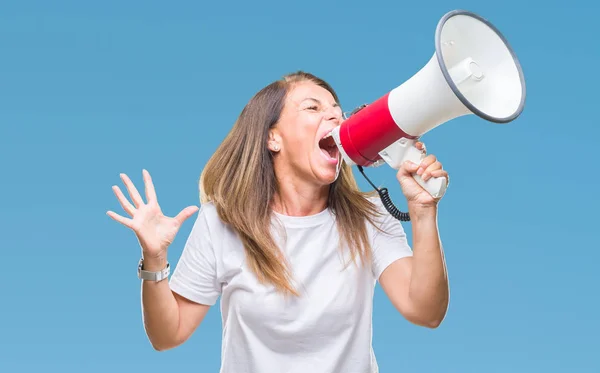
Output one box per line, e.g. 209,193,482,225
272,173,329,217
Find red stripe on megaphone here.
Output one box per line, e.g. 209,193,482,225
339,92,418,167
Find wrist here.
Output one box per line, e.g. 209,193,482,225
408,202,438,221
141,254,168,272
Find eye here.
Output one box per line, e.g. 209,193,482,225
305,105,319,111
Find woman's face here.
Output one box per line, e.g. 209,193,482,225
269,81,344,187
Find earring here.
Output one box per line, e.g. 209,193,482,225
273,144,280,152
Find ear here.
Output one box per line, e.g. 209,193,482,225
268,128,281,152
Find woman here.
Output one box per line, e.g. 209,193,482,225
107,71,450,373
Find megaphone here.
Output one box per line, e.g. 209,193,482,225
331,9,526,215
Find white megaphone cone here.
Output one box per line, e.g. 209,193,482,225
331,10,526,204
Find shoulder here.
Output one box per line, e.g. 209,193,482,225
364,195,391,224
181,201,247,272
195,200,238,230
188,201,233,249
363,194,407,235
365,195,385,211
197,201,220,225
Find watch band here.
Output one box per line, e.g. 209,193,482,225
137,258,170,281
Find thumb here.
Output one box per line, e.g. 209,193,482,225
174,205,199,225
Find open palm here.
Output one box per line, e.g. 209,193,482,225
107,169,198,258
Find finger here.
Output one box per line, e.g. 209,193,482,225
416,154,437,176
399,160,420,176
397,161,420,185
112,185,136,216
428,169,448,178
143,169,158,203
422,161,443,181
415,141,427,153
120,173,145,208
106,210,134,229
433,170,449,186
423,168,448,181
174,206,199,226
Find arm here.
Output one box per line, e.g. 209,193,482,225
379,143,450,328
378,203,449,328
141,257,211,351
148,204,222,350
142,207,221,351
106,170,218,351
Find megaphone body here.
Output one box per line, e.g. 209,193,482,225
331,10,526,200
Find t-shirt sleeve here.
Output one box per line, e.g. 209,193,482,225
169,205,221,306
370,198,413,281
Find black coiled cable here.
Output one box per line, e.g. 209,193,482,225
357,165,410,222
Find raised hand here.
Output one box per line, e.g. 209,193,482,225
107,169,199,261
396,141,449,207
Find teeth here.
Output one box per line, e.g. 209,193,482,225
322,132,332,139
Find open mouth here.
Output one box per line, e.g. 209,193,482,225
318,132,339,162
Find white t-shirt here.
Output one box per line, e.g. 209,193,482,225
169,197,413,373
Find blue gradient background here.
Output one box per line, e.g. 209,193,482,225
1,0,598,372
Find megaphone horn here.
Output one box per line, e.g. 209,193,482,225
331,9,526,221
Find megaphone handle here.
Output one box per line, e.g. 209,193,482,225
404,143,448,199
378,138,448,199
412,168,447,199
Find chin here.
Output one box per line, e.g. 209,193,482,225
316,172,338,186
311,130,342,186
311,160,340,186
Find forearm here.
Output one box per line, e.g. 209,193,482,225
407,203,449,324
140,256,181,351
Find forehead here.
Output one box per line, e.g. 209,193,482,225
286,81,337,106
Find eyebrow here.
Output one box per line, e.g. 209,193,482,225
301,97,339,107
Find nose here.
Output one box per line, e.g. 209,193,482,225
324,106,342,124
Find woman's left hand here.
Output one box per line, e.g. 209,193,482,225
396,141,449,207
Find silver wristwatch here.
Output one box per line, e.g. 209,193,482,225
137,258,170,282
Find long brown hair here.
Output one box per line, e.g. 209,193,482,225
200,71,382,296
